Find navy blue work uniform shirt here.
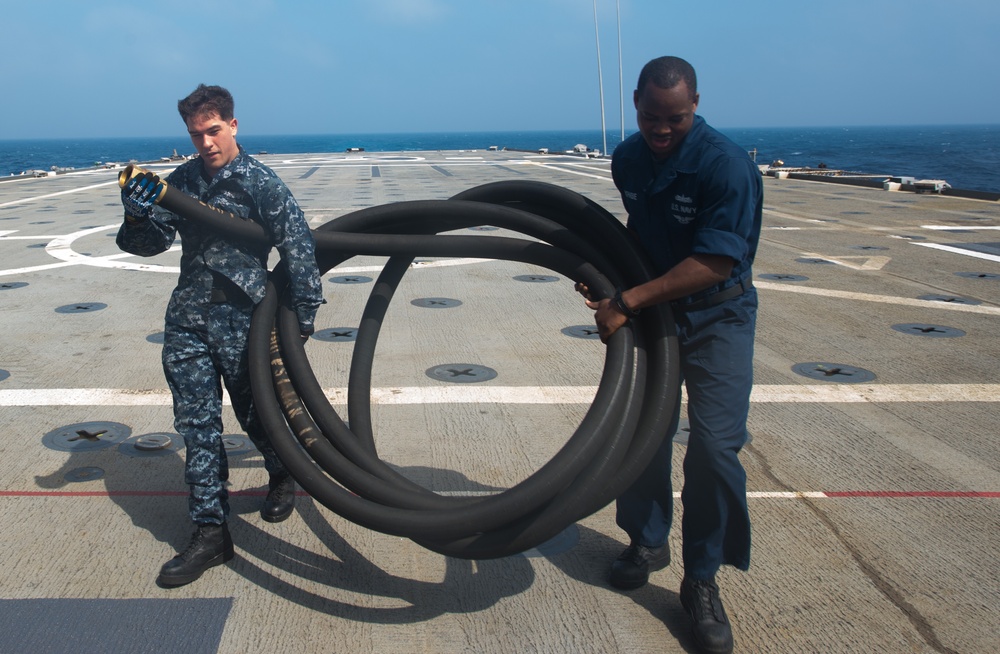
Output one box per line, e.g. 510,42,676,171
611,115,762,300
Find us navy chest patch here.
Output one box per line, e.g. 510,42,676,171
671,193,696,224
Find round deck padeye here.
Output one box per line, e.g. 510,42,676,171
792,362,877,383
43,421,132,452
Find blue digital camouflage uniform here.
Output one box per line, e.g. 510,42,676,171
612,115,762,581
117,146,323,525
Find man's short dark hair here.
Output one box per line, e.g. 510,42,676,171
177,84,235,124
637,56,697,101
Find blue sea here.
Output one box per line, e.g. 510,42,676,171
2,124,998,192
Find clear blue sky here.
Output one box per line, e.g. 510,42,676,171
3,0,998,139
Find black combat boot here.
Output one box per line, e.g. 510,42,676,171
609,543,670,589
261,473,296,523
158,523,234,587
680,576,734,654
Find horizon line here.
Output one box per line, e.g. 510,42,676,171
2,122,998,142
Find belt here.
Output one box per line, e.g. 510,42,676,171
671,278,751,312
209,285,253,307
208,270,254,307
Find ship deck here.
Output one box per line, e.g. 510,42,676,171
0,149,998,653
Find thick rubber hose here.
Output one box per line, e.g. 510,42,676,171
118,165,680,558
248,181,680,559
118,164,271,245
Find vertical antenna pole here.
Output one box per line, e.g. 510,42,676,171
616,0,625,145
594,0,608,158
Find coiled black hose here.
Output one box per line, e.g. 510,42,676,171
119,165,272,245
249,181,679,559
119,166,679,559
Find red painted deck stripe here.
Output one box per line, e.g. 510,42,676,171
822,490,1000,498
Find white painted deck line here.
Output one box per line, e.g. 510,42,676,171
2,384,998,406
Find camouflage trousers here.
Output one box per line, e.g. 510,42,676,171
162,302,286,525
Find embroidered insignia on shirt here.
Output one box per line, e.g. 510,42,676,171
671,193,697,224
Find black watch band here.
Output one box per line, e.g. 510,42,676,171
613,290,641,319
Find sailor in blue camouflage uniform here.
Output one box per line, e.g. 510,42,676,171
117,84,324,587
579,57,761,654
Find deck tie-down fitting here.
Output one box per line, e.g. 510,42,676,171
71,429,108,442
118,166,680,560
445,368,476,377
817,366,852,377
792,362,877,383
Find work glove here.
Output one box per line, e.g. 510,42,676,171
121,172,164,221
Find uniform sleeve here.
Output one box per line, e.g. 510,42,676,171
690,156,760,263
259,180,324,334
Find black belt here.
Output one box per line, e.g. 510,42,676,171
671,278,751,312
208,270,253,307
209,285,253,307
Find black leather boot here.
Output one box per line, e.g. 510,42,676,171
609,543,670,589
261,473,296,523
157,523,234,587
680,577,734,654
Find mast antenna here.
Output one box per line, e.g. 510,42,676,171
594,0,608,157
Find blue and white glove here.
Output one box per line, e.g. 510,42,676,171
121,172,164,222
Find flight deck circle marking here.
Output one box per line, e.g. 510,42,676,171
43,225,181,274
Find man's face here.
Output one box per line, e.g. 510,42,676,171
633,80,699,160
186,111,239,176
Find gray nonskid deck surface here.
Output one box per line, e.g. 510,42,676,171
0,150,998,654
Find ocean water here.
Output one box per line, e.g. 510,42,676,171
2,124,998,192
